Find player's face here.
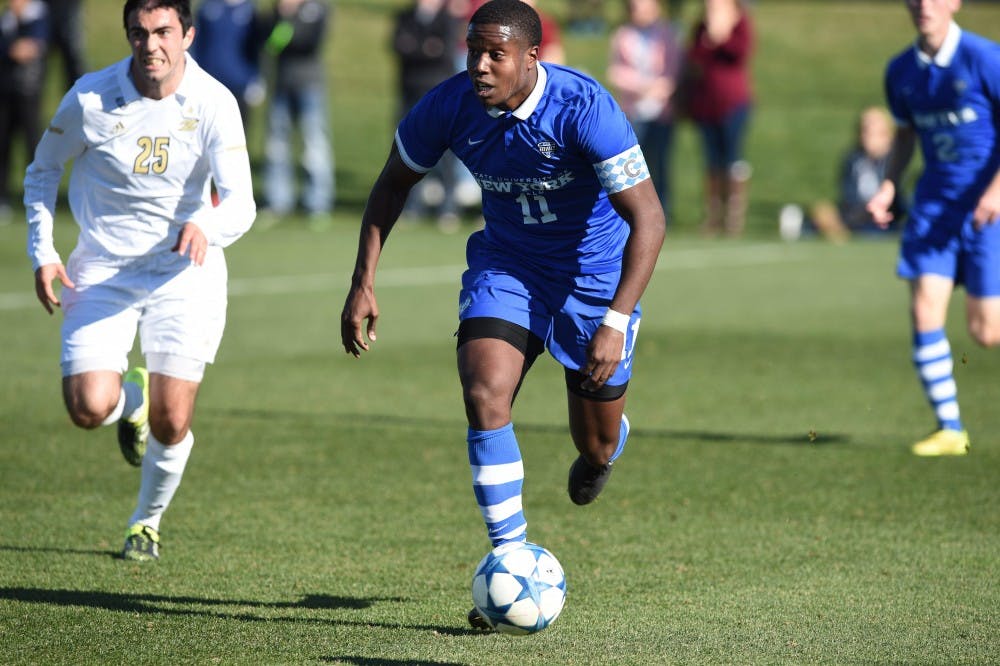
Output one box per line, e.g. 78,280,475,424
126,6,194,99
466,23,539,111
904,0,961,39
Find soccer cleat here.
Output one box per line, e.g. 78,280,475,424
567,456,613,505
467,607,492,631
567,414,628,505
122,524,160,562
911,429,970,457
117,367,150,467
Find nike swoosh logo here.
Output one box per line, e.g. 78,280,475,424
468,138,485,145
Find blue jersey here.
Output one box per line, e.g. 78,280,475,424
884,24,1000,221
396,63,648,274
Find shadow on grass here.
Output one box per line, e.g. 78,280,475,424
0,586,482,636
209,407,849,447
322,658,468,666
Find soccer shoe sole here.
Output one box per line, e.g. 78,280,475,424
117,367,149,467
467,607,492,631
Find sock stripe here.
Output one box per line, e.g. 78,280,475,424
468,423,526,547
912,328,962,431
470,460,524,486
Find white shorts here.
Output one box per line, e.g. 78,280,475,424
60,247,228,378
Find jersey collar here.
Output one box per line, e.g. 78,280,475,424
487,63,548,120
914,21,961,68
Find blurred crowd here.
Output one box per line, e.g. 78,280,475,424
1,0,890,239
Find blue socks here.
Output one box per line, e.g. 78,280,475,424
468,423,527,547
912,328,963,431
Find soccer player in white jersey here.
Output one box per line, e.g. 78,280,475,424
24,0,256,560
867,0,1000,456
339,0,665,628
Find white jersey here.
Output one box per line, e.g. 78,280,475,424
25,54,256,270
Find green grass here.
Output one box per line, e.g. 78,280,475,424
2,1,1000,664
2,221,999,664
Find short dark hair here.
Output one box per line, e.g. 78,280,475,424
469,0,542,48
123,0,194,33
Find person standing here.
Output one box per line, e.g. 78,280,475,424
392,0,461,228
608,0,683,223
681,0,753,237
260,0,334,224
24,0,256,559
192,0,264,127
43,0,86,89
339,0,665,629
866,0,1000,456
0,0,48,222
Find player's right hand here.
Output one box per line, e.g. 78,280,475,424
34,263,75,315
341,286,378,358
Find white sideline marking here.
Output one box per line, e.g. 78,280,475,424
0,244,802,311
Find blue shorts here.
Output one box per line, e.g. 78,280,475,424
458,232,641,387
897,205,1000,297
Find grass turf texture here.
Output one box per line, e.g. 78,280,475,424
2,1,999,664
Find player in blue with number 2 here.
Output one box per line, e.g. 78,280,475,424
340,0,665,624
867,0,1000,456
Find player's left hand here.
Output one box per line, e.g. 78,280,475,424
973,188,1000,230
581,325,624,391
172,222,208,265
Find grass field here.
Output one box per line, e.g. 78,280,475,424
2,224,999,663
2,1,1000,664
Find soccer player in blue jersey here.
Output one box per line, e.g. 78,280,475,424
867,0,1000,456
340,0,665,626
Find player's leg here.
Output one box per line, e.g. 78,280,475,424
565,385,629,505
552,271,640,504
966,295,1000,347
58,264,147,458
123,250,227,560
458,321,542,548
122,354,202,562
964,220,1000,348
909,274,968,456
459,321,543,632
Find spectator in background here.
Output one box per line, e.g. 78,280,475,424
260,0,334,227
393,0,461,231
780,106,905,243
680,0,753,237
43,0,85,89
192,0,264,127
566,0,604,35
0,0,48,223
608,0,682,223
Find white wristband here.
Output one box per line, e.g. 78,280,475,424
601,308,630,334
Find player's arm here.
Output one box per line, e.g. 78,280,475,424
582,177,666,390
24,91,86,313
180,95,257,264
867,124,915,227
340,143,424,357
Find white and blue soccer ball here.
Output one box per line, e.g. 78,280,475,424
471,541,567,635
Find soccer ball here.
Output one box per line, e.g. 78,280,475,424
471,541,567,635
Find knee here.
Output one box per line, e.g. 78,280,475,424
149,405,192,445
969,323,1000,348
64,394,114,430
461,378,513,430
